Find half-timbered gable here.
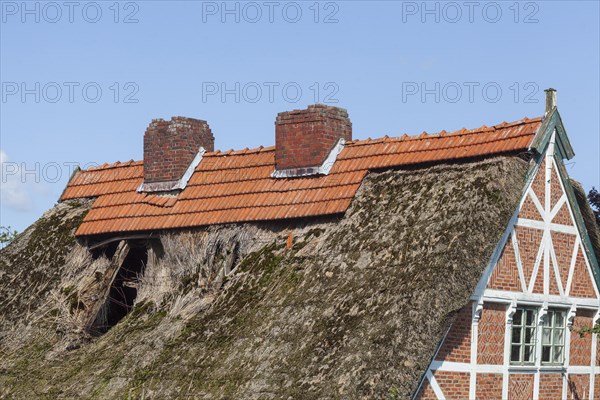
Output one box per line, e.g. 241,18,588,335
416,97,600,400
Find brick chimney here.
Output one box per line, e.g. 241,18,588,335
274,104,352,176
141,116,214,192
544,88,557,118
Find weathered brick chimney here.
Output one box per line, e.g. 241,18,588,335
141,116,214,192
274,104,352,177
544,88,557,118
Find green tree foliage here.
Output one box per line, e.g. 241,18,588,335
585,188,600,336
589,187,600,228
0,226,18,248
578,325,600,336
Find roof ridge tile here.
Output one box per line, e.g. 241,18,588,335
344,116,542,148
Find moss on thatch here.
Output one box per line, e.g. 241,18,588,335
570,179,600,271
0,156,530,399
0,199,92,327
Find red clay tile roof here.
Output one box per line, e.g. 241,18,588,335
61,117,542,236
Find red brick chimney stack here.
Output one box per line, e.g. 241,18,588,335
143,117,214,188
275,104,352,173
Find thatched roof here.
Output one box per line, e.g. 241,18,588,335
571,179,600,279
0,155,530,399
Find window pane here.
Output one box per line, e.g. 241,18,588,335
555,328,564,345
542,346,551,362
542,328,551,345
542,313,552,327
524,345,535,362
526,310,536,326
513,310,523,326
512,328,522,344
554,312,565,327
525,328,535,344
511,345,521,362
553,346,563,363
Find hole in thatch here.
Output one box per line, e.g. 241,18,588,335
91,241,119,260
149,239,165,259
90,241,148,335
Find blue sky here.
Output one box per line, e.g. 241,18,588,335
1,0,599,232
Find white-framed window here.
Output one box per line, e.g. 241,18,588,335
541,309,566,365
510,307,537,365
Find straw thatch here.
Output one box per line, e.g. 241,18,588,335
0,155,530,399
571,179,600,274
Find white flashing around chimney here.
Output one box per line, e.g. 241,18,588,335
138,147,206,193
271,138,346,179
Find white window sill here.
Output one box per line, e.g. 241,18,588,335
508,365,566,373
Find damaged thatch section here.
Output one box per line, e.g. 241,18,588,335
0,199,92,335
0,156,529,399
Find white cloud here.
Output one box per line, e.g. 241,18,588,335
1,149,34,212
